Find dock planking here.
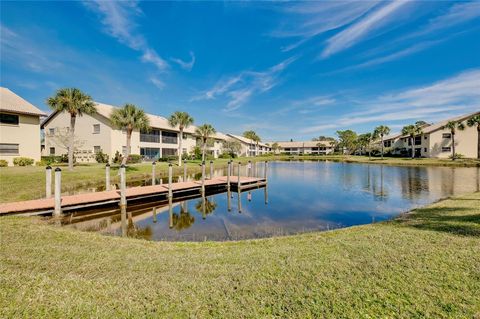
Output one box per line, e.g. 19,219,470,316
0,176,266,216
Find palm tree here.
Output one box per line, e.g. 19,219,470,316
46,88,96,170
195,124,216,162
444,120,465,161
271,142,280,154
243,130,261,156
168,111,194,166
466,115,480,159
358,133,373,159
110,104,150,165
402,124,422,159
373,125,390,159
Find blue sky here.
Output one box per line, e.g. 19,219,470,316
1,1,479,141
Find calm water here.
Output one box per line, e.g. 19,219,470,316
63,161,480,241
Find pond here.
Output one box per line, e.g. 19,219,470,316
61,161,480,241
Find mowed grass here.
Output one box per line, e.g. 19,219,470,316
1,155,479,203
1,192,479,318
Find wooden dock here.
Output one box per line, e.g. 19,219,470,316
0,176,267,216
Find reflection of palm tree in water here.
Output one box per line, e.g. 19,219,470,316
195,197,218,219
172,204,195,231
126,219,152,240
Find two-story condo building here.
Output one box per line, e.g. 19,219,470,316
41,102,227,162
273,141,335,155
382,111,480,158
0,87,46,166
226,134,271,157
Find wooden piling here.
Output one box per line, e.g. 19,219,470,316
45,166,52,198
54,168,62,216
120,164,127,237
152,161,156,186
183,160,187,182
168,164,173,199
210,160,214,179
264,161,268,181
237,162,242,189
247,160,251,177
105,164,111,191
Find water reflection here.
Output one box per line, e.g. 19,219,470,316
59,161,479,242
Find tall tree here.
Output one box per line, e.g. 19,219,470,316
271,142,280,154
358,133,373,159
444,120,465,161
195,124,216,162
373,125,390,159
401,124,423,159
243,130,261,156
466,115,480,159
336,130,358,155
222,139,242,158
110,104,150,165
168,111,194,166
46,88,96,170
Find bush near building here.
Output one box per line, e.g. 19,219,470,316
13,157,34,166
0,160,8,167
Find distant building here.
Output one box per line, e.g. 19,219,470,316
0,87,46,166
226,134,271,157
41,102,228,163
382,111,480,158
273,140,335,155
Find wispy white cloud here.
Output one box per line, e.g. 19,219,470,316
149,76,165,90
321,0,411,58
301,69,480,133
193,56,297,111
171,51,195,71
83,0,169,71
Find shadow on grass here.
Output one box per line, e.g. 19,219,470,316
396,206,480,237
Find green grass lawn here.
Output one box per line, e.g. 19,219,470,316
1,155,478,203
1,192,479,318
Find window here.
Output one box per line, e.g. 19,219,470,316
414,136,422,145
122,146,129,156
384,140,392,147
140,147,160,160
0,143,19,154
442,133,451,139
183,133,188,139
424,148,427,152
93,124,100,134
162,131,178,144
161,148,177,157
49,128,55,135
0,113,19,125
49,147,55,155
424,136,427,140
140,128,160,143
94,146,101,153
442,147,451,152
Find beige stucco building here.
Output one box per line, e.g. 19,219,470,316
0,87,46,166
226,134,271,157
272,140,335,155
382,111,480,158
42,102,228,163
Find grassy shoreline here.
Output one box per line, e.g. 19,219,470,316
1,192,479,318
1,155,479,203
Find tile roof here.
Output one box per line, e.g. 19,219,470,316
226,134,270,147
0,87,47,116
274,141,335,148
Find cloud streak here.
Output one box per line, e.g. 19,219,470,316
193,56,297,111
171,51,195,71
301,69,480,133
83,0,169,71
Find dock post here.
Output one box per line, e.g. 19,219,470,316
168,164,173,199
247,160,251,177
54,168,62,216
152,161,156,186
201,161,206,195
120,164,127,237
264,161,268,181
210,160,213,179
183,160,187,181
152,207,157,223
45,166,52,198
105,164,111,191
237,162,242,189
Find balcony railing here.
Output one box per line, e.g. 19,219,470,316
162,136,178,144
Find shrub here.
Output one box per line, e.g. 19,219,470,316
113,151,122,164
0,160,8,167
450,153,465,160
95,151,109,163
219,153,233,159
127,154,143,164
40,156,62,165
13,157,34,166
60,153,76,163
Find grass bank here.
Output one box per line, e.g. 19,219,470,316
1,155,478,203
1,192,479,318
